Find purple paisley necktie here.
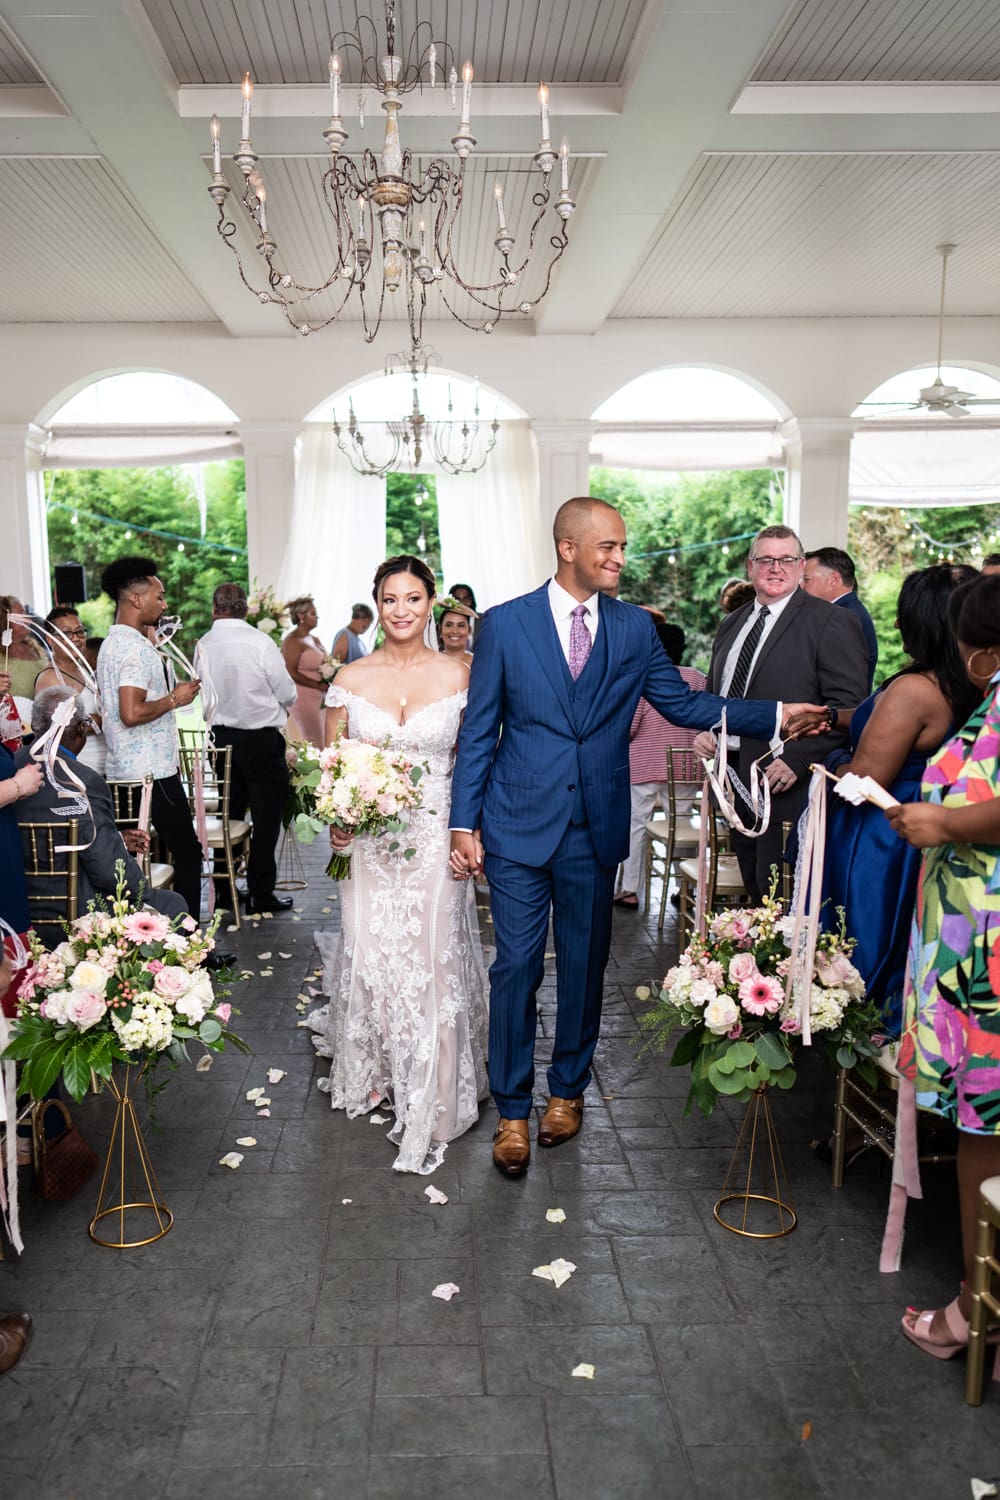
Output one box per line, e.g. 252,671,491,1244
569,604,592,680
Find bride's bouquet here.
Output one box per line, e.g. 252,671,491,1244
288,736,427,879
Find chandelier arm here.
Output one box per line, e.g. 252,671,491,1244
329,19,383,91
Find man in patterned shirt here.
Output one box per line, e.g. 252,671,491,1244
96,556,208,926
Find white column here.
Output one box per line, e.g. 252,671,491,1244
238,422,301,589
0,424,51,610
781,419,856,550
531,419,596,532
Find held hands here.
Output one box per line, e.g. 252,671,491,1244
122,828,150,855
449,830,484,881
329,824,354,850
781,703,833,739
764,755,798,794
885,802,950,849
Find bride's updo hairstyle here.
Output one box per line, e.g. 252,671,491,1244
372,554,436,605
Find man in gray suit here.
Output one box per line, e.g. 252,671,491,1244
701,525,869,902
15,687,187,941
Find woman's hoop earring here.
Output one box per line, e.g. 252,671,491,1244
966,648,1000,683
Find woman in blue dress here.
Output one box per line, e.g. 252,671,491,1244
822,565,981,1037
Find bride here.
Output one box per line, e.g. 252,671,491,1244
307,555,489,1173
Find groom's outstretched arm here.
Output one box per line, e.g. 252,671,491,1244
450,609,504,834
639,614,779,739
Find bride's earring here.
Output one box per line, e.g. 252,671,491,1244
966,648,1000,684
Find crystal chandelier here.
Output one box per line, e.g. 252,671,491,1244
206,0,576,343
332,341,500,478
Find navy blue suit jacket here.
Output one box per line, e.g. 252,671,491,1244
835,591,879,693
450,584,778,867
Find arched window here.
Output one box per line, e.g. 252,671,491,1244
44,371,239,467
591,366,785,471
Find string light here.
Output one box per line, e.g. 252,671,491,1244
47,501,247,557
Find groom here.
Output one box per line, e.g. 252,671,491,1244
450,496,827,1175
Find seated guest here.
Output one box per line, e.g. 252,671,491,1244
32,606,106,775
14,687,187,942
888,573,1000,1368
615,623,706,910
438,604,475,666
822,565,980,1038
803,546,879,693
981,554,1000,576
0,596,47,701
331,603,374,666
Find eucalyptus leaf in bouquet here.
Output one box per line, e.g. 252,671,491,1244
286,732,427,879
638,888,883,1117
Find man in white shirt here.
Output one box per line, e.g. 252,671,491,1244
196,583,297,915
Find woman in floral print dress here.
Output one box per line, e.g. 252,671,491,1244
888,573,1000,1370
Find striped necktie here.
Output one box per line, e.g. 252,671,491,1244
728,606,769,698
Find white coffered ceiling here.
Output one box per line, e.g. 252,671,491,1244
0,0,997,334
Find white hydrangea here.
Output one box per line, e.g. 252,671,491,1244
809,984,848,1033
112,1001,174,1052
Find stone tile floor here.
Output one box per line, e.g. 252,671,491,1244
3,844,998,1499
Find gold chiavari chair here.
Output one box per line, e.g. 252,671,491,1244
675,803,747,943
967,1176,1000,1404
106,780,174,893
177,742,250,926
644,747,704,931
19,819,81,945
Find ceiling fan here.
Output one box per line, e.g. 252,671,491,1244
859,244,1000,419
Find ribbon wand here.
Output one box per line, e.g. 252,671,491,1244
2,627,10,674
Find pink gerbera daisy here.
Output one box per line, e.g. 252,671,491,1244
122,911,171,945
738,972,784,1016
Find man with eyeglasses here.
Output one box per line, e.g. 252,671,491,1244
701,524,869,902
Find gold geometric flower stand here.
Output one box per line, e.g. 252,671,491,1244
714,1083,797,1239
274,825,308,891
89,1062,173,1248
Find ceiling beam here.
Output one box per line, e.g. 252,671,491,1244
534,0,794,336
733,82,1000,115
178,81,624,121
0,0,277,337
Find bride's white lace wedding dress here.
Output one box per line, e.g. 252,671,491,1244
307,686,489,1173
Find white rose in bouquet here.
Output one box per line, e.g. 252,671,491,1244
703,994,740,1035
69,959,110,995
257,617,277,634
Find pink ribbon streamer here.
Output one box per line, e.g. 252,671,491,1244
879,1074,922,1272
781,767,830,1047
0,916,25,1254
191,755,215,916
703,709,776,841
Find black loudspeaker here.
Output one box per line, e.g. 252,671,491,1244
54,563,87,606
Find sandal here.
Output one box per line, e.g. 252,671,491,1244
613,893,639,909
902,1297,1000,1375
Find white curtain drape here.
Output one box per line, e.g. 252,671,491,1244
436,423,548,608
277,425,386,647
850,425,1000,507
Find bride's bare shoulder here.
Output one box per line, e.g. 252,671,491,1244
436,655,471,692
334,660,369,692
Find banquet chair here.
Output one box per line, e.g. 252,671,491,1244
645,747,703,931
828,1045,956,1188
177,742,250,927
967,1176,1000,1404
676,803,746,943
19,819,80,945
107,779,175,894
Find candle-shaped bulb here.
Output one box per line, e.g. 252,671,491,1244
560,135,570,190
419,218,427,256
253,179,267,233
538,81,550,139
494,180,507,230
449,65,458,109
428,42,436,87
329,51,340,116
461,60,473,121
357,196,366,240
241,71,253,138
210,112,222,174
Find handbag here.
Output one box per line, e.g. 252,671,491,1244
32,1098,99,1201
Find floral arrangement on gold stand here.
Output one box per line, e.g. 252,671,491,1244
639,888,882,1237
2,868,247,1248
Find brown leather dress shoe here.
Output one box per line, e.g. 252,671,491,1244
0,1313,32,1376
538,1095,584,1147
492,1118,531,1176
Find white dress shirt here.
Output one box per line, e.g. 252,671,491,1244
547,577,599,663
718,593,792,748
196,618,297,730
